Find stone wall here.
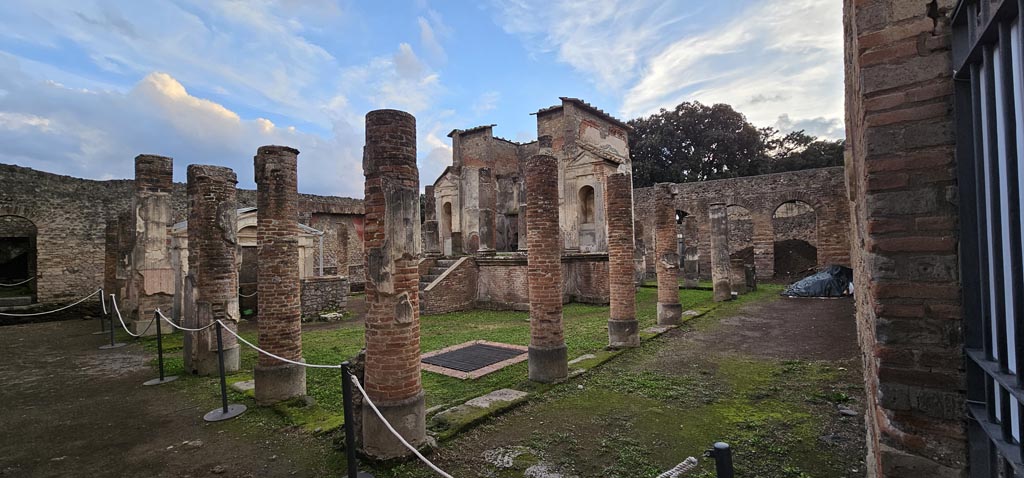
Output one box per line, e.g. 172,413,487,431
844,0,963,476
420,256,478,315
0,163,363,304
562,254,609,304
635,167,850,280
476,256,529,310
300,275,349,320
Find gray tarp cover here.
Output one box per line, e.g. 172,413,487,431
782,265,854,297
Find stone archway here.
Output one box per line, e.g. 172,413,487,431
771,200,817,278
0,215,38,304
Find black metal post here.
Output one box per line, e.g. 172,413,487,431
712,442,734,478
342,362,358,478
203,321,245,421
99,303,126,349
143,311,177,386
340,362,373,478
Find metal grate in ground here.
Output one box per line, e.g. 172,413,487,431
421,340,528,379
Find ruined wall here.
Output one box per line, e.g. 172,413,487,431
476,257,530,310
420,256,477,315
300,276,349,320
844,0,963,476
635,167,850,280
0,163,363,304
562,254,609,304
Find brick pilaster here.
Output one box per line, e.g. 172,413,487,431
606,172,638,347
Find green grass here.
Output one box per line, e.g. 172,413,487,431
138,286,715,419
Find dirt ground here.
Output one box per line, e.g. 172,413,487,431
0,314,338,478
379,293,867,478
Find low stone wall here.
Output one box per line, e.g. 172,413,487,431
477,255,529,310
300,275,349,321
421,257,477,315
562,253,609,304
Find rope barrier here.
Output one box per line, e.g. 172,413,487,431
656,457,698,478
349,375,454,478
155,309,216,332
0,289,101,317
0,276,35,287
110,294,154,338
100,289,107,316
238,290,257,298
214,320,341,369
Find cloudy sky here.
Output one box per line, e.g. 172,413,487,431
0,0,844,198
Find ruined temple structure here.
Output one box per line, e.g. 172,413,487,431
419,98,632,314
635,167,852,283
0,162,362,317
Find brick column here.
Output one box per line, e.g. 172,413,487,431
682,216,700,288
526,150,568,382
478,168,497,255
709,202,732,302
103,219,118,302
362,109,426,459
655,184,681,325
128,155,175,336
183,165,240,376
423,185,441,256
254,146,307,404
606,173,638,348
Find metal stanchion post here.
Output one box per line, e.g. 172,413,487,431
143,311,178,386
99,305,126,350
203,321,246,422
711,442,734,478
93,293,109,335
341,361,374,478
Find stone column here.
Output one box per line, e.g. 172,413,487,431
517,180,528,252
478,168,497,255
709,203,732,301
128,155,175,336
116,211,132,303
254,146,307,404
633,220,646,285
606,173,638,348
362,109,426,459
730,258,748,295
184,165,241,376
103,219,118,303
682,216,700,288
525,150,568,383
655,184,681,325
423,185,441,256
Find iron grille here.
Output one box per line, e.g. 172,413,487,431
953,0,1024,475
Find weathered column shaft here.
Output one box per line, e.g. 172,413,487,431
129,155,174,336
606,173,638,348
683,216,700,288
116,211,132,303
526,151,568,383
478,168,497,254
362,109,426,459
423,185,440,255
254,145,307,404
184,165,240,376
655,185,681,325
710,203,732,301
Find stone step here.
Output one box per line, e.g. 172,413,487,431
421,274,439,284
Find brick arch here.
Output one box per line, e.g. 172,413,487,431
770,192,827,217
0,204,45,226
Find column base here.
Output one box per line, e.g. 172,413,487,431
528,344,568,383
191,343,240,377
254,361,308,405
713,281,733,302
361,391,426,460
607,319,640,348
657,302,682,325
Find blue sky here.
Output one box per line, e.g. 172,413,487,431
0,0,844,198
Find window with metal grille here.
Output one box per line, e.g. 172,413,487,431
953,0,1024,475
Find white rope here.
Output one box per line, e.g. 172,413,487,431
0,289,101,317
215,320,341,369
350,375,454,478
238,290,257,298
100,289,107,316
155,308,216,332
0,276,34,287
109,294,154,338
656,457,699,478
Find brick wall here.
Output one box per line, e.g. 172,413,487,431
563,254,609,304
300,275,349,320
421,256,478,315
635,167,850,280
844,0,963,476
0,162,363,305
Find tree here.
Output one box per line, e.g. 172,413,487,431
628,101,845,187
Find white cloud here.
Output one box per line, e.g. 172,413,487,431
340,43,443,115
418,15,448,64
473,91,501,115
